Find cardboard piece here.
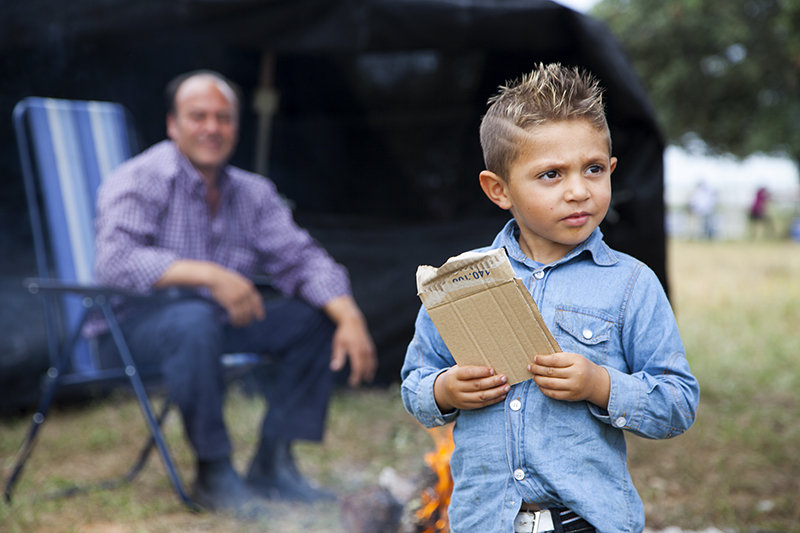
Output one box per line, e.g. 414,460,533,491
417,248,560,385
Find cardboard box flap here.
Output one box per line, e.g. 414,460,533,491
416,248,560,385
417,247,516,308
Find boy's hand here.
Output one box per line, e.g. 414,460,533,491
528,353,610,409
434,365,510,414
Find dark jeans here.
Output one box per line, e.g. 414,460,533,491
98,296,335,461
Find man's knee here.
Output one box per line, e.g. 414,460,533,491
148,297,214,338
163,298,219,331
270,299,335,343
133,298,224,372
157,300,226,398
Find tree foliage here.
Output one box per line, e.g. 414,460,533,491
592,0,800,163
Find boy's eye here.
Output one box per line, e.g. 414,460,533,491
539,170,560,180
587,164,605,174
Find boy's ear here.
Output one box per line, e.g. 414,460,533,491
479,170,513,210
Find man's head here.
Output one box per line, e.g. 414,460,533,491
477,64,616,264
479,63,611,181
166,70,241,179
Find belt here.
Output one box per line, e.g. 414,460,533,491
514,506,595,533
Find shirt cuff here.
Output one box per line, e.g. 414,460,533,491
588,365,642,430
418,369,459,427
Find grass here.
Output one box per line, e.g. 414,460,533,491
625,239,800,532
2,238,800,532
0,384,433,533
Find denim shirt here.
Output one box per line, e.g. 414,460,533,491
401,220,699,533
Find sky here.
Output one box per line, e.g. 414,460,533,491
554,0,600,12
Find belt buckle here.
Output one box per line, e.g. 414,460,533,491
514,509,554,533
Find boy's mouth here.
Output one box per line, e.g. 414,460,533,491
562,212,591,226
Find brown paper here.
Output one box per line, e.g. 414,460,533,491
416,248,560,385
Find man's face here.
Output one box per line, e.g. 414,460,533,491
167,76,238,177
480,119,615,264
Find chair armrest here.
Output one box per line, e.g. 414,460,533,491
23,278,162,303
24,276,277,302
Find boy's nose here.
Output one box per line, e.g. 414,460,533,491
565,176,590,201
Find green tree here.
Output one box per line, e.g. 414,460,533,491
593,0,800,164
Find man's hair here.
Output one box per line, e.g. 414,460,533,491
479,63,611,180
164,69,242,116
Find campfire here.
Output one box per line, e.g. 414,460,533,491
415,425,454,533
340,424,455,533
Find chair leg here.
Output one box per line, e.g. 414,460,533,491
3,369,62,502
6,302,197,510
3,316,80,503
124,397,172,483
101,303,197,509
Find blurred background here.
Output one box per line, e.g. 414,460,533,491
2,2,800,531
582,0,800,242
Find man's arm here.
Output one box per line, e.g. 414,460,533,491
238,174,377,385
157,264,377,385
154,259,265,328
323,295,377,387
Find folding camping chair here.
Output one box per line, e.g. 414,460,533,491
4,97,263,507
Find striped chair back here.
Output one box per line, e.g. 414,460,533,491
14,97,137,373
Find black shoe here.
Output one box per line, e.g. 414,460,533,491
246,438,336,504
192,457,270,520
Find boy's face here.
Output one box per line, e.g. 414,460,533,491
479,118,616,264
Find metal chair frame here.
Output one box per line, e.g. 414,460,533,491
5,97,262,507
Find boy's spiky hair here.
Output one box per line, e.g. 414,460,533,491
479,63,611,180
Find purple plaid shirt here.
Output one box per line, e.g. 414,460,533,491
87,140,351,336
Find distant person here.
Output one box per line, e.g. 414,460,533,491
749,186,775,239
401,63,699,532
90,70,377,518
688,181,717,240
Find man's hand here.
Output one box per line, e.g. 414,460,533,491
206,267,265,328
433,365,509,414
527,352,610,409
154,260,265,328
323,296,377,387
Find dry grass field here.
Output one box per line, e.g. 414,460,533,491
2,238,800,532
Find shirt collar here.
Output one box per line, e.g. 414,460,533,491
492,218,619,269
166,140,232,193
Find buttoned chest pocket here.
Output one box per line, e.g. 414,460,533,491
553,307,615,366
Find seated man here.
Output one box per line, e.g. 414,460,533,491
89,70,377,516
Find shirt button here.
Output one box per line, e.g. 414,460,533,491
615,416,627,427
510,399,521,411
513,468,525,481
582,329,593,340
533,271,545,280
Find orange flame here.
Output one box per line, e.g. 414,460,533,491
416,425,454,533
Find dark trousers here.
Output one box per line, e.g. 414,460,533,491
99,296,335,461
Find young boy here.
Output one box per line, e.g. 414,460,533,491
401,63,699,533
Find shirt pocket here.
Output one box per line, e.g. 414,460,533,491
553,306,615,366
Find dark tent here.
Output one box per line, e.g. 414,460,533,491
0,0,666,409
